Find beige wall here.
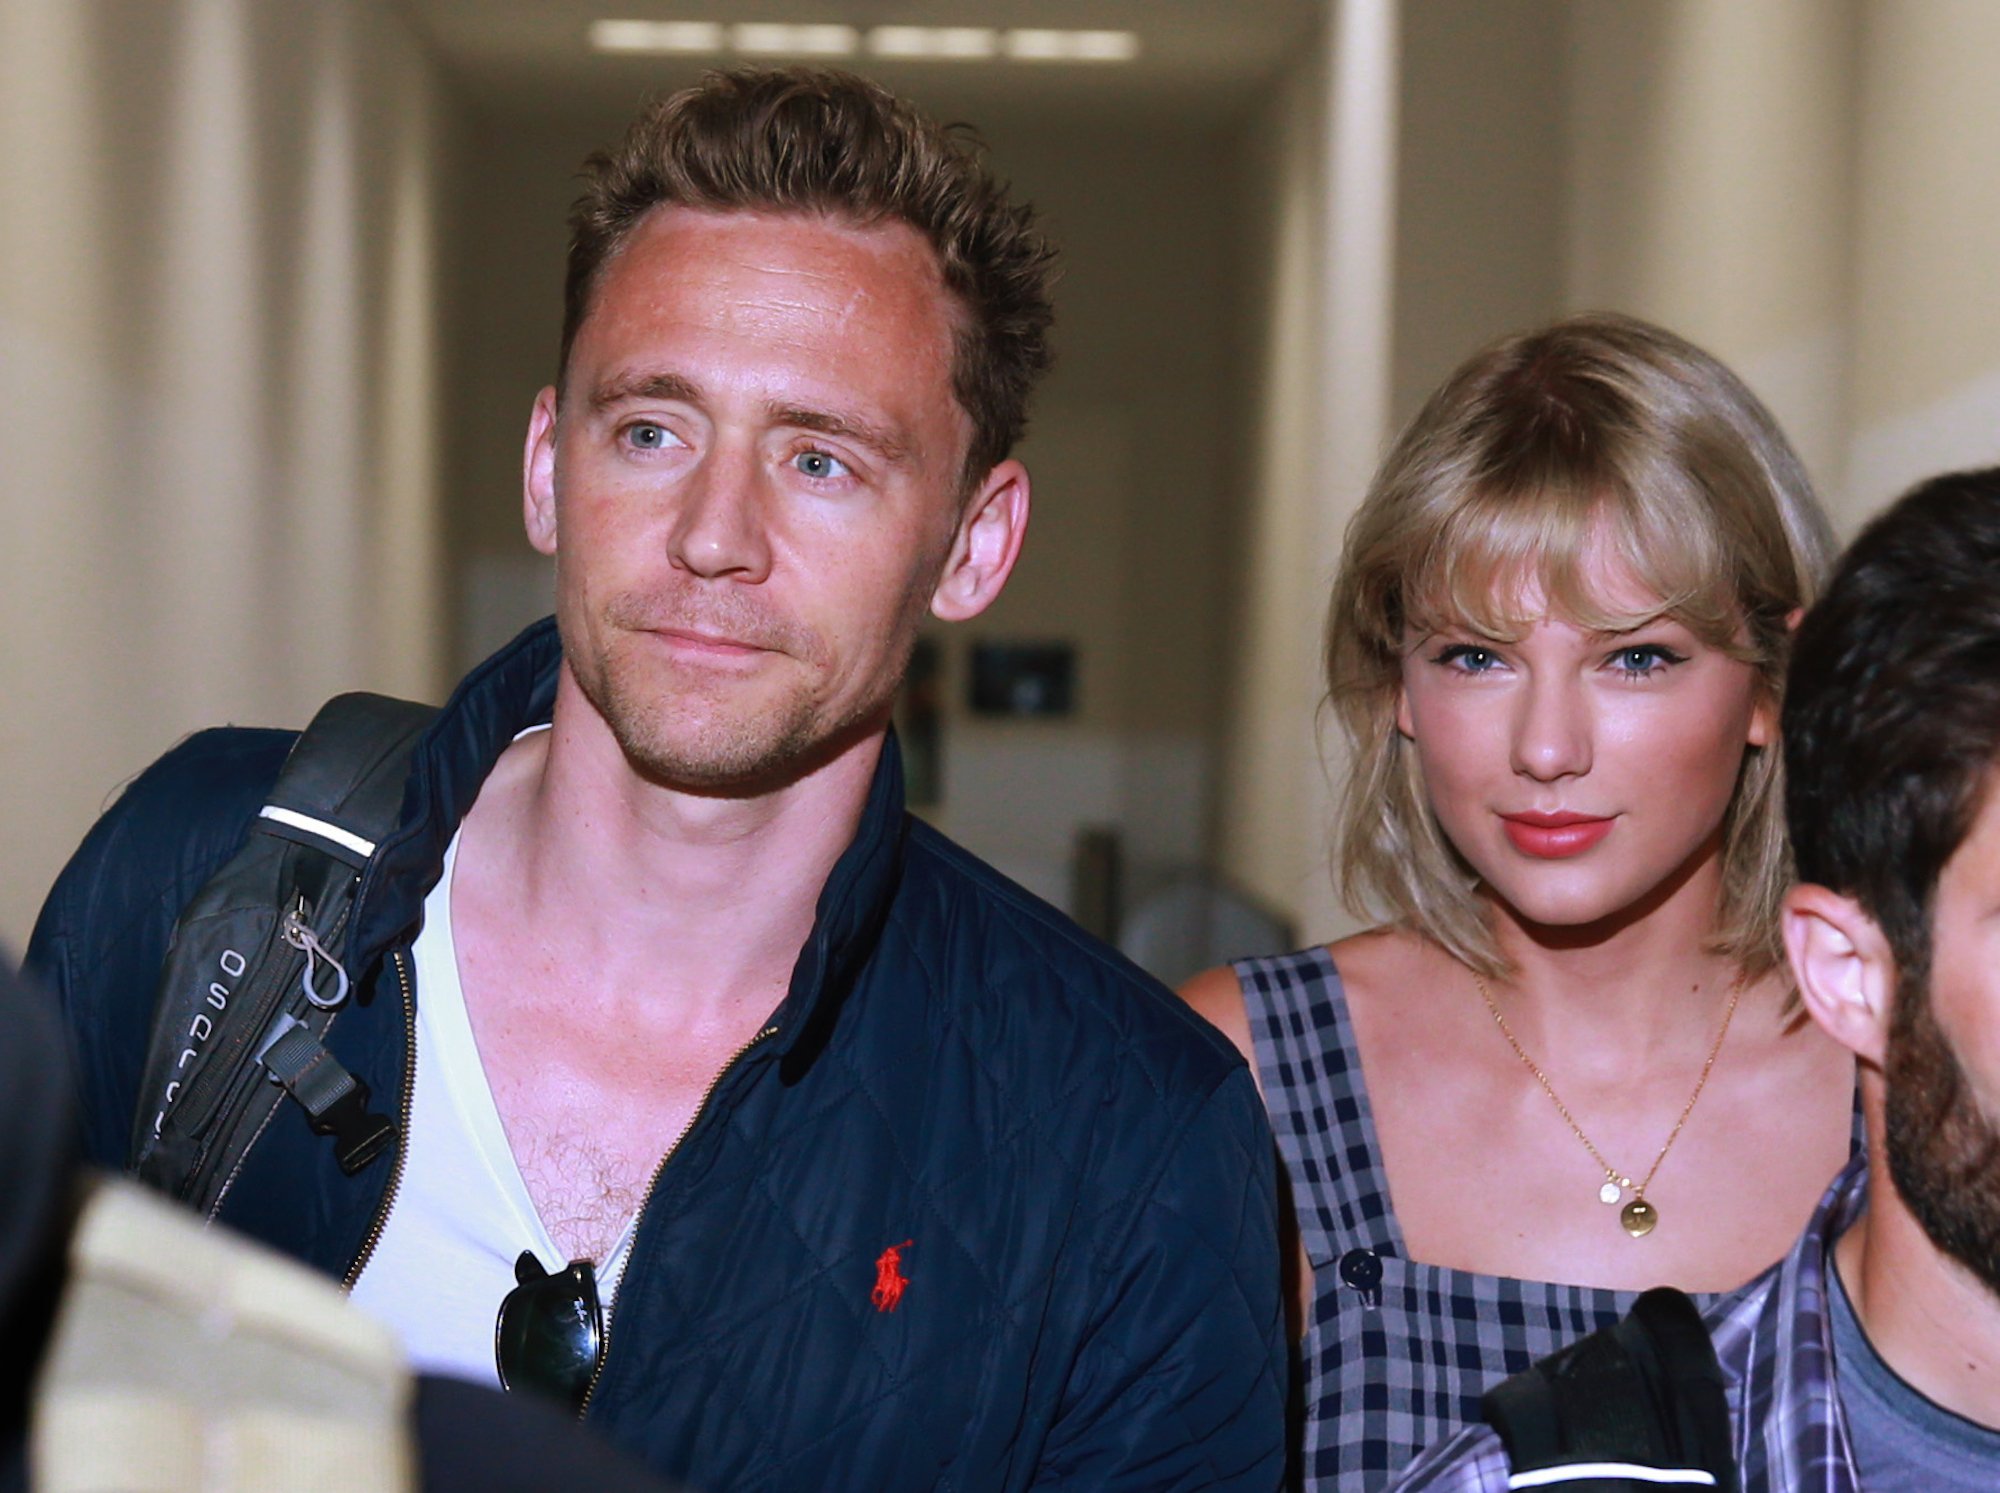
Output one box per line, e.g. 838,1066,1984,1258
1391,0,1565,430
0,0,451,944
951,112,1246,903
1847,0,2000,517
1565,0,1858,517
1215,35,1332,930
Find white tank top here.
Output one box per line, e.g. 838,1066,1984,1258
348,809,633,1384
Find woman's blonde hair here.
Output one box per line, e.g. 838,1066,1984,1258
1326,313,1835,979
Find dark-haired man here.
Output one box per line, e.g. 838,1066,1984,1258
1389,467,2000,1491
29,69,1283,1490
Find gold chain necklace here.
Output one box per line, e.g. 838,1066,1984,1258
1470,972,1741,1239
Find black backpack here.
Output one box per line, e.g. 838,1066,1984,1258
1479,1286,1739,1492
127,693,436,1213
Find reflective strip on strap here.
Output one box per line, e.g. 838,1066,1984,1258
258,804,377,859
1509,1466,1717,1490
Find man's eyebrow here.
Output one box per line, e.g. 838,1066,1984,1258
588,371,703,412
770,403,913,464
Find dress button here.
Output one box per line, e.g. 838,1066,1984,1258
1338,1247,1382,1305
1337,1248,1382,1290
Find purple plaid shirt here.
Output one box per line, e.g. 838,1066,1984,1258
1386,1156,1869,1493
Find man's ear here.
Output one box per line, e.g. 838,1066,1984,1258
931,459,1029,623
1782,882,1894,1065
1747,613,1805,749
524,386,560,557
1748,690,1779,749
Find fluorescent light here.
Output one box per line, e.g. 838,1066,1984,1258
589,19,1140,66
1003,28,1141,63
589,19,726,54
730,22,859,56
868,26,999,60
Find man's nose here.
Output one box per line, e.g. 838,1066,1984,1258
667,440,773,582
1509,672,1592,782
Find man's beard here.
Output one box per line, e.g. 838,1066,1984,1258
585,656,847,792
566,582,925,795
1884,968,2000,1296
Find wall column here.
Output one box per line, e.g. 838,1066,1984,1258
1845,0,2000,521
1217,0,1399,942
1564,0,1858,511
1300,0,1402,943
0,0,450,942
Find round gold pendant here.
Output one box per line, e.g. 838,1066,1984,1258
1598,1180,1622,1205
1620,1198,1658,1238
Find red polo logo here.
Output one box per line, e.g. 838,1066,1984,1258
871,1240,913,1313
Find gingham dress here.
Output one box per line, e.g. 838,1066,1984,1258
1388,1158,1873,1493
1236,947,1726,1492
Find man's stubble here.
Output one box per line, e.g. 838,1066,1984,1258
566,551,944,796
1885,968,2000,1297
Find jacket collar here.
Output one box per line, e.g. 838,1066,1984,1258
774,720,907,1065
350,616,908,1055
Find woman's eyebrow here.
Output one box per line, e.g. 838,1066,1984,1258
1584,612,1683,642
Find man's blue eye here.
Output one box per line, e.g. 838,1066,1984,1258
794,450,848,480
627,423,667,449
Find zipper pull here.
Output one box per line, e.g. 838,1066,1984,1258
284,908,351,1010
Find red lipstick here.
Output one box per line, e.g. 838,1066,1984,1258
1500,811,1615,859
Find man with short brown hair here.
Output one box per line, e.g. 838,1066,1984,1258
31,68,1283,1490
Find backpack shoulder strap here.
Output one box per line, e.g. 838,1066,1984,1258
253,691,436,867
129,692,437,1212
1480,1286,1738,1493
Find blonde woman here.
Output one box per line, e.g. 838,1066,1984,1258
1183,314,1857,1490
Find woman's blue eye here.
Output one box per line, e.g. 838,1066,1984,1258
1436,645,1501,673
793,450,849,480
1611,644,1686,676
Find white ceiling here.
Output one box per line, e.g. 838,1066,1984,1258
395,0,1323,127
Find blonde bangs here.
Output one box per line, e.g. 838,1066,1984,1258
1404,474,1748,654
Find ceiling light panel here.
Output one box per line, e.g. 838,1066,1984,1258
730,22,859,56
1004,29,1142,62
588,20,1141,65
867,26,1000,60
589,19,726,53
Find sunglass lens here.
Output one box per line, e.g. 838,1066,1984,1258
496,1250,602,1412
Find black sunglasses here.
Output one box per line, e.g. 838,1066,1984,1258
495,1249,603,1413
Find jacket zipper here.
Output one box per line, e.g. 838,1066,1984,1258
577,1022,780,1418
342,947,418,1290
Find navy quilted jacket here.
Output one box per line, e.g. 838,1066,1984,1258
29,619,1286,1491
